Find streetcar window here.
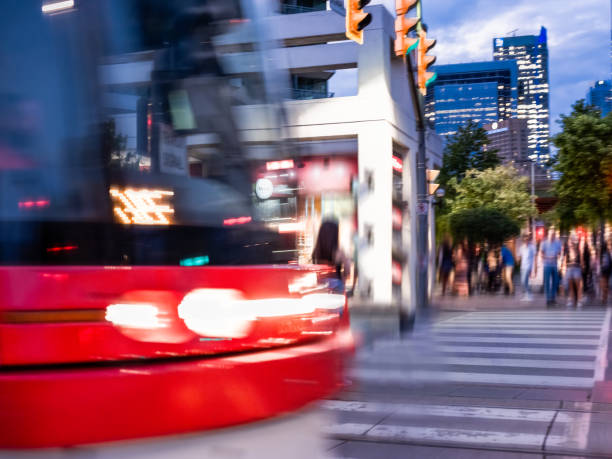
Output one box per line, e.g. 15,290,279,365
0,1,292,265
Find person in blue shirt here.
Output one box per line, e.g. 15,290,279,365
501,244,515,295
540,229,562,306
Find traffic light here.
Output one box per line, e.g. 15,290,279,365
346,0,372,45
394,0,419,57
426,169,439,195
417,29,436,95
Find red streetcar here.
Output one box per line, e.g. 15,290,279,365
0,0,353,451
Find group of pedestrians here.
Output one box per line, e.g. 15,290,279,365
438,229,612,308
535,230,611,308
438,240,518,297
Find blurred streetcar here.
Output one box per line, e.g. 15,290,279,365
0,0,353,453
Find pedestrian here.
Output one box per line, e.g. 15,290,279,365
486,247,499,293
540,229,562,306
438,238,454,296
312,219,349,292
582,237,594,301
600,237,611,306
518,234,536,301
453,243,469,296
563,233,584,308
501,243,515,295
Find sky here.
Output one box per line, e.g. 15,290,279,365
424,0,611,134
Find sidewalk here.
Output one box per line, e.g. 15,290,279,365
434,291,609,311
434,292,552,311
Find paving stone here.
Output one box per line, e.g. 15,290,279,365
590,381,612,403
562,401,612,413
546,413,612,456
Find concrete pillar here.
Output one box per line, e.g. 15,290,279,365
402,146,417,315
357,122,393,305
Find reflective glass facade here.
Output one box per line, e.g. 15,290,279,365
424,61,518,137
587,80,612,116
493,27,550,163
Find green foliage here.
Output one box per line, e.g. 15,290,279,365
551,100,612,228
447,165,537,226
449,207,520,245
438,120,500,203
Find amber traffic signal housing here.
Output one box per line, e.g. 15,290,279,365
394,0,419,56
346,0,372,44
417,28,437,95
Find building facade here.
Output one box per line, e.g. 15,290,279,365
483,118,529,167
493,27,550,163
105,2,444,312
424,61,518,137
587,80,612,116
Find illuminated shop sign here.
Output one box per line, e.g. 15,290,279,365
266,159,294,171
109,188,174,225
392,156,403,173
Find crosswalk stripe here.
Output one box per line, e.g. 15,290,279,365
457,312,606,315
433,325,601,331
424,336,599,345
372,344,599,356
443,319,604,323
352,368,594,388
324,423,563,449
321,400,556,422
428,329,601,336
356,355,596,370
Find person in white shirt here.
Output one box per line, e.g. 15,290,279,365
518,234,536,301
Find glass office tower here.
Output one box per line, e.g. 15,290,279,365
493,27,550,163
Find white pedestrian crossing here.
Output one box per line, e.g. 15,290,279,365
325,309,611,455
360,310,609,388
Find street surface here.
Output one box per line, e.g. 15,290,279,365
323,303,612,458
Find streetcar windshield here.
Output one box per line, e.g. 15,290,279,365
0,0,291,265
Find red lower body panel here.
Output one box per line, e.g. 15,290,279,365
0,330,352,448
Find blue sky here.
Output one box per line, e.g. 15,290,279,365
425,0,611,134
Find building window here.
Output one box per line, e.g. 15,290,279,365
279,0,326,14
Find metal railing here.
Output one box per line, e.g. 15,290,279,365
291,88,335,100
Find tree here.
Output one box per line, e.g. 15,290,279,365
449,208,520,245
447,165,537,227
438,120,500,202
551,100,612,230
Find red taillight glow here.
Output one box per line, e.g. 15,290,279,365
223,216,252,226
46,245,78,253
266,159,294,171
19,199,50,209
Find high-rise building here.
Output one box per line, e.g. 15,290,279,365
587,80,612,116
424,61,518,137
493,27,550,163
483,118,529,164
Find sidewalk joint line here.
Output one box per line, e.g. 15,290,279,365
541,409,559,452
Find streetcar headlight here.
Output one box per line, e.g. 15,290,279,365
105,303,163,329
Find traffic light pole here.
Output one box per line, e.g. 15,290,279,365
404,47,429,322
